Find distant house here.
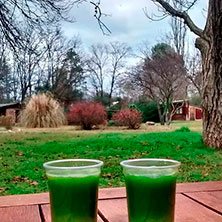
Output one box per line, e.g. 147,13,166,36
0,102,22,123
172,100,202,121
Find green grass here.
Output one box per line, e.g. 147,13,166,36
0,123,221,196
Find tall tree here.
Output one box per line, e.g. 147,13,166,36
0,57,11,103
86,44,109,99
149,0,222,148
187,50,202,96
108,42,131,106
14,26,46,101
50,47,85,104
86,42,130,105
38,26,68,91
130,43,187,125
169,0,188,57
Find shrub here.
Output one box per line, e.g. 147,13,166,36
108,120,115,126
112,109,142,129
0,115,13,130
129,103,138,110
67,101,107,130
175,126,191,132
20,93,66,128
135,101,160,123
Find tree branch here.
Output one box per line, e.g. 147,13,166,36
153,0,203,37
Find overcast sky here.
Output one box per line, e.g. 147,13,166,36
61,0,207,54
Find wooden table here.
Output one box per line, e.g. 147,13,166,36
0,181,222,222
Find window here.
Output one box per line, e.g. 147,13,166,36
176,108,183,115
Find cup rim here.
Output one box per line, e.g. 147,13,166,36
43,159,103,170
120,158,181,170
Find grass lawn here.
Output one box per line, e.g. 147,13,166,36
1,120,221,196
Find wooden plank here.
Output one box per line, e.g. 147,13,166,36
98,181,222,200
0,181,221,207
98,194,222,222
0,205,41,222
0,192,49,207
175,194,222,222
98,198,127,222
40,204,51,222
176,181,222,194
40,204,104,222
184,190,222,214
99,187,126,200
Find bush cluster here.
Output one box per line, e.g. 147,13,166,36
175,126,191,132
112,109,142,129
19,94,145,130
67,101,107,130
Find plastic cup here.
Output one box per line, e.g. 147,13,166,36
44,159,103,222
121,158,181,222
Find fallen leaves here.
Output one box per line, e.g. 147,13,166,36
0,187,7,193
12,176,39,186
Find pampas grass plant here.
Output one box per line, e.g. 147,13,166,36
20,93,66,128
0,115,13,130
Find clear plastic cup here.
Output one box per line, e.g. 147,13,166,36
44,159,103,222
121,158,181,222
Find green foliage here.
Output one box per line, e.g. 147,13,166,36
108,120,115,126
135,100,160,123
0,57,12,103
151,43,173,59
129,103,137,110
0,128,221,195
93,92,111,107
175,127,191,132
107,97,122,120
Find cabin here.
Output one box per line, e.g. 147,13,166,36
172,100,202,121
0,102,22,124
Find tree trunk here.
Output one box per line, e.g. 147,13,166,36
157,103,165,125
197,0,222,149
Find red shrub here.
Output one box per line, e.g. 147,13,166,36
67,101,107,130
112,109,142,129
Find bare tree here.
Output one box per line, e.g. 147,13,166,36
0,0,84,49
147,0,222,149
13,26,46,101
108,42,131,105
187,50,202,96
86,44,109,99
40,26,67,90
50,46,85,104
130,43,187,125
168,0,189,57
0,0,110,51
86,42,131,104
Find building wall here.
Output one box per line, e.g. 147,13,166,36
1,107,21,124
189,106,203,120
195,108,202,120
172,114,186,121
6,109,16,124
172,102,202,121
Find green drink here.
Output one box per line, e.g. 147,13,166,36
44,159,103,222
121,159,180,222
